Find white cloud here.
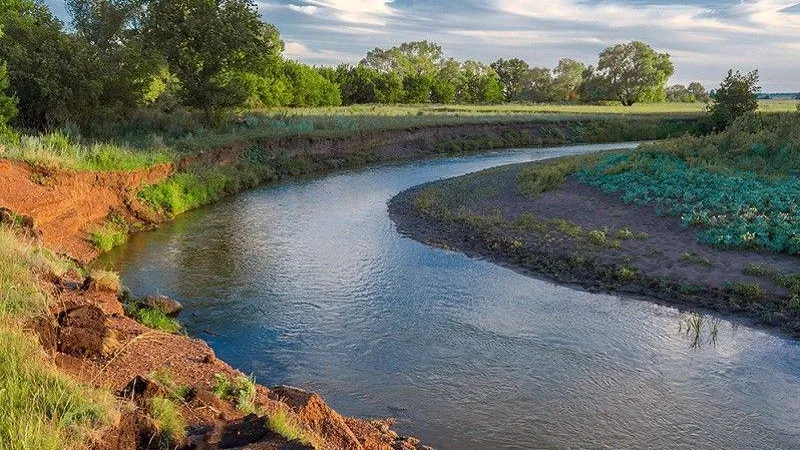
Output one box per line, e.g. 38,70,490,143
284,41,353,63
287,4,320,15
301,0,395,25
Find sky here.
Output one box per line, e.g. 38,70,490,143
44,0,800,92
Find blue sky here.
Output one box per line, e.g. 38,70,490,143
45,0,800,91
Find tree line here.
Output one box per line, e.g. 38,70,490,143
0,0,715,131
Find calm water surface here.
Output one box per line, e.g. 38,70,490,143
102,143,800,449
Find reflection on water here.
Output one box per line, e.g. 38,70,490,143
101,143,800,450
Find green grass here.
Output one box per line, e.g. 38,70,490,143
148,397,187,447
0,227,78,319
88,213,129,252
267,408,322,448
88,268,121,292
125,304,182,333
212,373,257,413
1,131,172,171
0,327,115,450
728,281,767,300
149,368,193,402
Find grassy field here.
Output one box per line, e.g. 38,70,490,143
1,100,795,172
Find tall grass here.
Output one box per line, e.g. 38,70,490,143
0,227,76,319
0,131,172,171
0,327,115,450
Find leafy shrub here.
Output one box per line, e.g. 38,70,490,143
578,130,800,255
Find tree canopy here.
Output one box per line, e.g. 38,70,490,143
597,41,674,106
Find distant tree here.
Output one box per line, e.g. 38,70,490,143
707,69,760,129
143,0,283,118
361,41,444,77
666,84,693,102
281,60,341,107
431,58,462,104
596,41,674,106
490,58,530,101
688,82,709,102
518,67,553,103
456,61,503,103
578,66,611,102
0,25,17,134
551,58,585,101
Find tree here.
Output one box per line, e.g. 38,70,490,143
688,82,709,102
0,0,101,127
66,0,156,110
281,61,340,107
518,67,553,103
490,58,530,101
707,69,760,129
456,61,503,104
431,58,462,104
577,66,611,103
361,41,443,78
666,84,693,102
143,0,283,118
596,41,674,106
551,58,585,101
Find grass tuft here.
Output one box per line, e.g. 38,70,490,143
212,373,257,413
125,304,182,334
148,397,187,446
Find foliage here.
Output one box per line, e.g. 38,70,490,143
666,83,708,103
491,58,533,101
143,0,282,116
596,41,674,106
551,58,585,102
0,62,17,133
578,114,800,254
707,69,760,129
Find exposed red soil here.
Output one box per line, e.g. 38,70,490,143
33,275,431,450
0,160,172,262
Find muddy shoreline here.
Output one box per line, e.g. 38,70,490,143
388,162,800,339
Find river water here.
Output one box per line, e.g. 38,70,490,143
101,143,800,449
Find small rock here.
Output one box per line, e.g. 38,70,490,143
203,351,216,364
140,295,183,317
57,305,119,357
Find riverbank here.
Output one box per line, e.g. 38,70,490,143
0,115,700,449
389,115,800,337
2,116,696,262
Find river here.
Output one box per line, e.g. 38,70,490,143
101,143,800,449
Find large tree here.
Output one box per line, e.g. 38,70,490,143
66,0,155,110
551,58,585,101
597,41,674,106
143,0,282,117
708,69,760,129
490,58,530,101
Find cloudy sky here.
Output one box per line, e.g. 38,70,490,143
45,0,800,92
